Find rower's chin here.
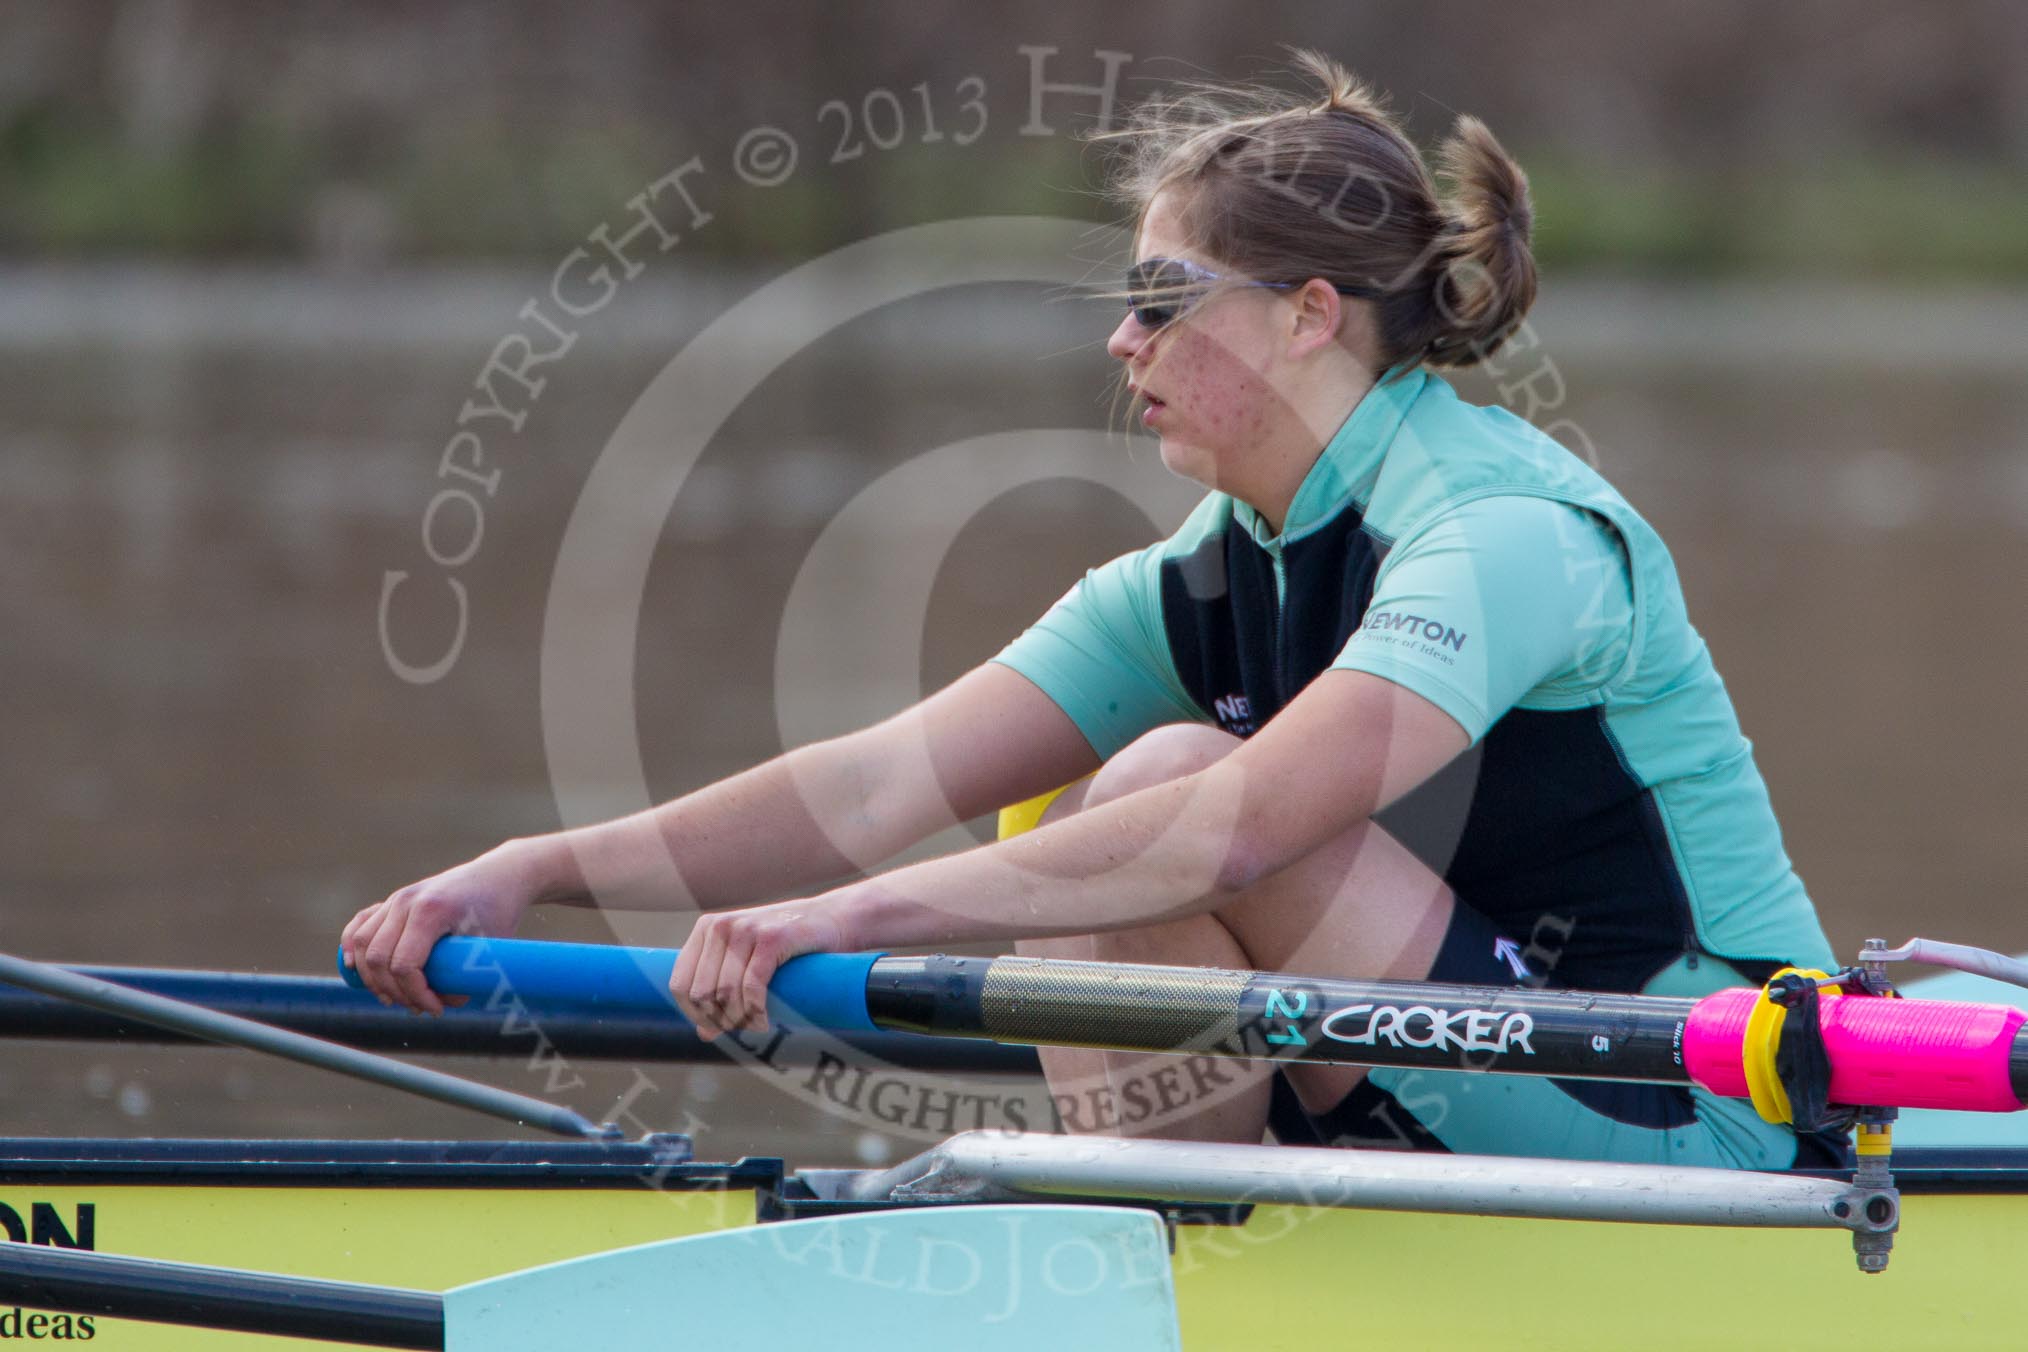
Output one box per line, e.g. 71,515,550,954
1156,434,1215,487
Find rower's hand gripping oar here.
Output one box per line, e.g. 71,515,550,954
339,934,883,1033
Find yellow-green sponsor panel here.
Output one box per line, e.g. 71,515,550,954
1171,1196,2020,1350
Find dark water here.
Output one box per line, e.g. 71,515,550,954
3,269,2025,1164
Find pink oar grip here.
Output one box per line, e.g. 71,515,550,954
1685,987,2028,1113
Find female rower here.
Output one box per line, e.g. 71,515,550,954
344,53,1838,1167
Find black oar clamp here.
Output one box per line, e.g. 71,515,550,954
1765,973,1854,1134
1757,968,1902,1273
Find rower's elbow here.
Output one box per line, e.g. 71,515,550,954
794,733,891,845
1175,768,1279,897
1209,829,1274,897
1205,802,1334,896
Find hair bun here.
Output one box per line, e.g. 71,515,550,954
1426,116,1537,367
1440,116,1532,240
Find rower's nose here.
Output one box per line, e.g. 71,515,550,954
1107,311,1150,363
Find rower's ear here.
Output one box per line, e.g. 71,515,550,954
1285,278,1347,359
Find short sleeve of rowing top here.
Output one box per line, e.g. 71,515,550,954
991,543,1204,758
1331,495,1634,744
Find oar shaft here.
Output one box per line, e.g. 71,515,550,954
390,940,1698,1086
880,955,2028,1114
0,965,1037,1071
373,938,2028,1115
867,954,1698,1085
0,1240,441,1349
0,952,614,1141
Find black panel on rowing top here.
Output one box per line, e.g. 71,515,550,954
1158,502,1698,993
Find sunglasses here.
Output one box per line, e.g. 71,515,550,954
1124,257,1381,329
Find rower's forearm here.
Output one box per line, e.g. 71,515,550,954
834,771,1250,947
517,738,932,913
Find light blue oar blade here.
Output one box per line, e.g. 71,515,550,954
444,1204,1180,1352
1893,956,2028,1149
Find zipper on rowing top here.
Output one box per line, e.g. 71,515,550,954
1268,544,1289,708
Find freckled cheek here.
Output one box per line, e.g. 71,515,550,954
1171,356,1272,442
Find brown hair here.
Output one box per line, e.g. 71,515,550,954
1103,50,1536,371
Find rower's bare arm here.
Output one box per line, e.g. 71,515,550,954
667,670,1467,1036
844,669,1469,946
526,662,1099,912
343,663,1095,1011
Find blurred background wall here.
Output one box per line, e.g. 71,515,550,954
2,1,2024,1159
6,1,2028,273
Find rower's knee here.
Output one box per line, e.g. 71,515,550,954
1085,723,1241,809
1019,724,1243,963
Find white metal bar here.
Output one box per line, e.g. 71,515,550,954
840,1131,1883,1232
1876,939,2028,990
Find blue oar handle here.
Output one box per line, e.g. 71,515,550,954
339,937,881,1033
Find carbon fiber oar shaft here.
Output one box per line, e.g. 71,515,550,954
868,954,1698,1084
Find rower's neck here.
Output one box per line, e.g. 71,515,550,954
1238,367,1376,538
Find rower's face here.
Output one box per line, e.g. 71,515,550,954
1108,192,1287,491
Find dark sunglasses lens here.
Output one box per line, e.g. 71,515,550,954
1134,298,1179,327
1127,260,1191,328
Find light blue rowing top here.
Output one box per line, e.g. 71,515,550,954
995,367,1835,991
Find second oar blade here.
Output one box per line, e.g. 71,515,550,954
0,1205,1181,1352
0,950,614,1140
447,1205,1178,1351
